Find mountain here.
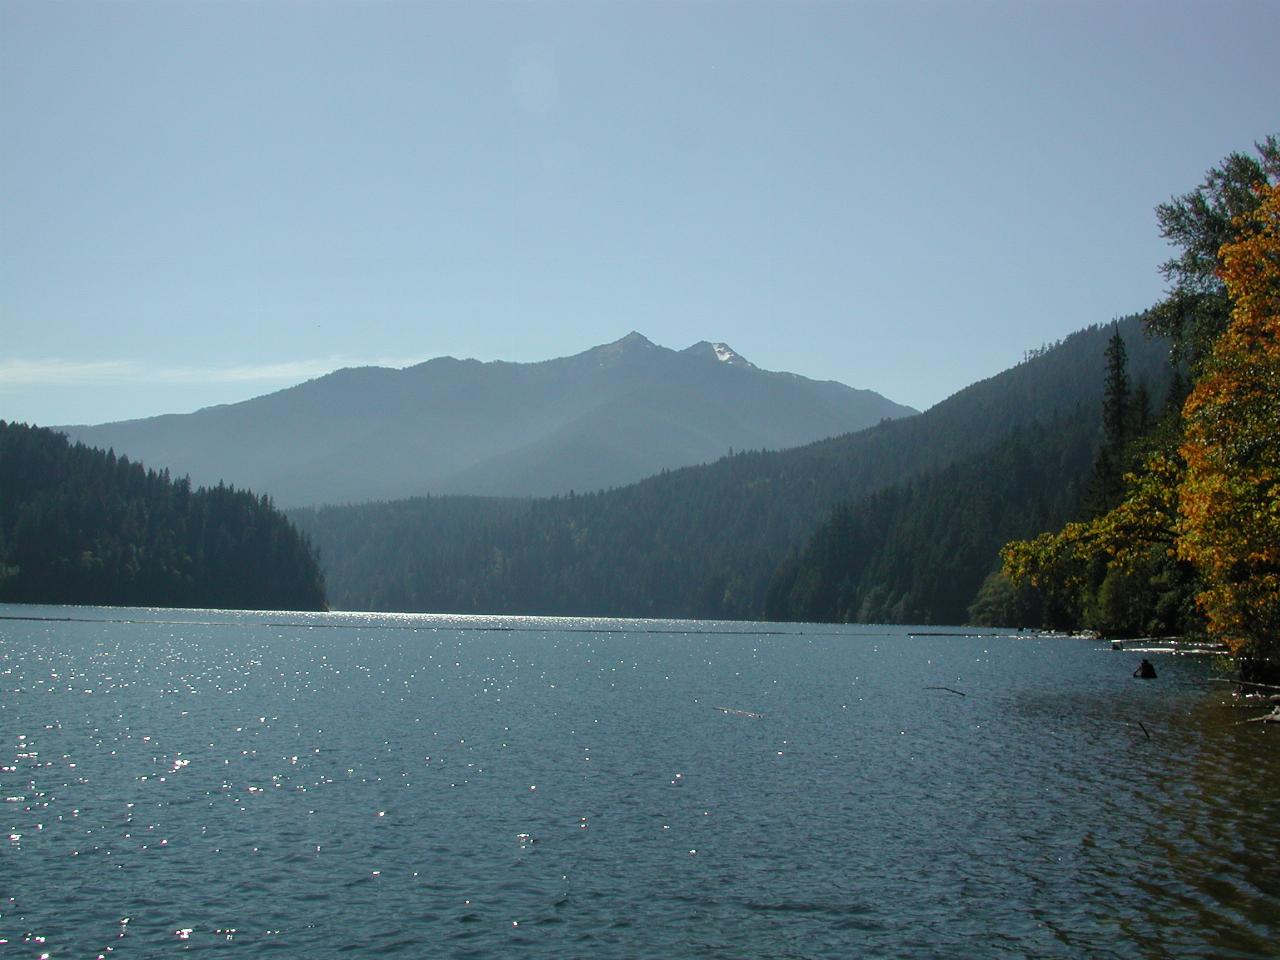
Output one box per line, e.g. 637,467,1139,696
290,316,1175,618
58,333,916,506
0,421,326,610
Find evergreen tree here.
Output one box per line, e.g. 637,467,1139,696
1148,135,1279,368
1130,379,1153,440
1102,325,1131,452
1088,325,1133,513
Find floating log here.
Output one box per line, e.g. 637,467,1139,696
714,706,763,719
1210,678,1280,692
1240,707,1280,725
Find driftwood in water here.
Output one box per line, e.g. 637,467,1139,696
924,686,966,697
714,706,763,719
1238,707,1280,725
1210,678,1280,692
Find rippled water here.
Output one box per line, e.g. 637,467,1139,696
2,604,1277,958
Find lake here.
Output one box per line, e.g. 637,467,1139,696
2,605,1277,958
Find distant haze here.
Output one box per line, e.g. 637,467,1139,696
60,334,915,506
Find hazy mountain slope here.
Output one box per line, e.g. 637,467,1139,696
293,317,1174,617
438,361,906,496
59,333,915,506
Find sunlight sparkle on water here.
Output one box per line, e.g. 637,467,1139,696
1,606,1276,957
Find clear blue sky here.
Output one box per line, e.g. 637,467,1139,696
2,0,1276,426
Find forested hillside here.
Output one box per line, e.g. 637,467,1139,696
767,318,1185,629
0,422,326,610
764,408,1104,625
293,317,1170,618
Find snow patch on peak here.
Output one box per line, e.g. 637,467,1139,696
711,343,737,363
683,340,756,369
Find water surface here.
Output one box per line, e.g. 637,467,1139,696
2,605,1277,957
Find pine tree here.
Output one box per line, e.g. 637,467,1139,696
1089,325,1132,512
1148,135,1280,367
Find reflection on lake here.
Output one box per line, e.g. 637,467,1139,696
2,605,1277,957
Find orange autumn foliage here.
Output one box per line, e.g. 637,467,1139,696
1178,181,1280,654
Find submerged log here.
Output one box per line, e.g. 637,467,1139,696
1239,706,1280,724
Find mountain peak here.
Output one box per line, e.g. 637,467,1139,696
585,331,659,363
682,340,757,369
613,331,655,349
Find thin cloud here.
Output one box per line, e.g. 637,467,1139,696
0,355,429,388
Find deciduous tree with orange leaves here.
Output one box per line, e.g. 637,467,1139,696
1001,140,1278,651
1177,181,1280,656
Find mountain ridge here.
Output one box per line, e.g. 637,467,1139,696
58,333,916,506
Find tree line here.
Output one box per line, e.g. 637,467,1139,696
0,421,327,611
